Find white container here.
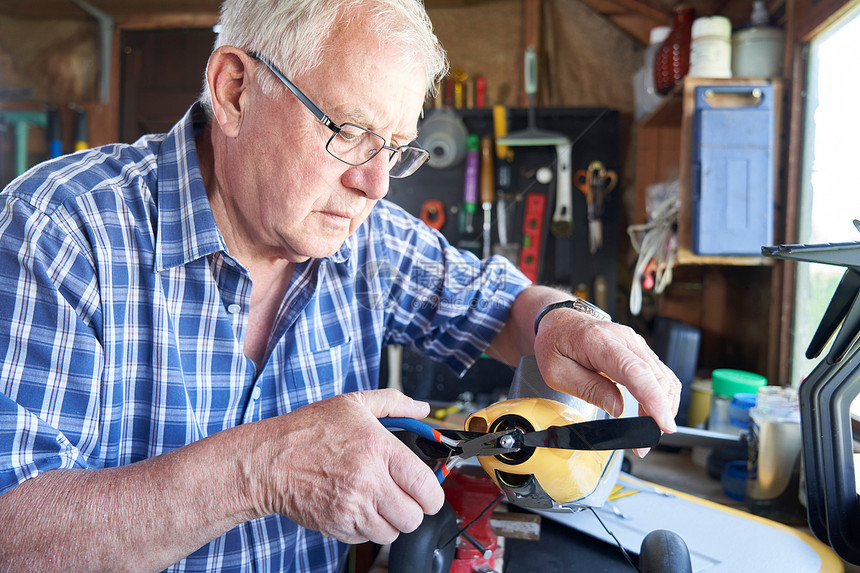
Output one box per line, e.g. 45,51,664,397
732,27,785,78
634,26,671,120
689,16,732,78
746,386,806,524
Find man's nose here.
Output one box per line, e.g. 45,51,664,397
346,152,390,200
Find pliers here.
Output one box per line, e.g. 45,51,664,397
380,417,520,483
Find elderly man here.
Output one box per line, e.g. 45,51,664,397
0,0,679,571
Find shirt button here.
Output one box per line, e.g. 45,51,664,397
252,387,262,400
227,303,242,314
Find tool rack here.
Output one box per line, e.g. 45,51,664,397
387,106,621,403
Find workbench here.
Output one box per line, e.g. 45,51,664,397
627,447,859,573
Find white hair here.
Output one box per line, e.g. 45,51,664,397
199,0,448,115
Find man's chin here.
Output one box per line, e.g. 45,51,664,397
293,236,349,261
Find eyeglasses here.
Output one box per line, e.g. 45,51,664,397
248,52,429,178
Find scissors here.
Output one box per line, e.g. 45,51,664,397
379,417,520,483
573,160,618,254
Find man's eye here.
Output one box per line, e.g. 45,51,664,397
339,131,360,143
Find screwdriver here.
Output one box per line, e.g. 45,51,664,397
463,134,480,234
480,136,494,259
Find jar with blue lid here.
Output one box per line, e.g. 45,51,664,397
708,369,767,435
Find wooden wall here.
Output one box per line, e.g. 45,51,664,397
3,1,646,126
0,15,98,103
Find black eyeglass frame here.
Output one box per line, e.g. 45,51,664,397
247,51,429,178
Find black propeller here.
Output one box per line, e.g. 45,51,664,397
519,416,662,451
435,415,663,453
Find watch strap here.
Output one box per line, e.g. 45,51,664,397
534,299,611,335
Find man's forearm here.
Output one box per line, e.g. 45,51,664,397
0,424,256,573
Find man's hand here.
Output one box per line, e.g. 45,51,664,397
534,306,681,434
487,285,681,437
241,389,445,544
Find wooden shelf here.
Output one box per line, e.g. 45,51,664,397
675,247,771,266
636,77,782,267
639,82,683,128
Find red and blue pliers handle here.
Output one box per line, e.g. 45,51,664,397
379,417,462,483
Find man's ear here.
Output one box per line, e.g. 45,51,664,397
206,47,253,138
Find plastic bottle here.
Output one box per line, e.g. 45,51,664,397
732,1,785,78
707,369,766,435
750,0,769,26
654,6,696,95
689,15,732,78
746,386,806,524
634,26,671,119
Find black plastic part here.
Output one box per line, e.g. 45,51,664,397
827,274,860,364
73,108,88,143
798,350,840,542
638,530,693,573
522,416,662,451
815,342,860,563
765,240,860,564
388,501,458,573
761,240,860,268
806,269,860,360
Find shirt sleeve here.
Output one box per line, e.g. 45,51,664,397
0,194,103,495
366,201,532,376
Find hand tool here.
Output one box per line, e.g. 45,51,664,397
73,107,89,151
379,417,519,483
480,136,494,259
432,392,474,420
450,69,467,109
574,160,617,253
518,193,546,283
420,199,446,231
475,76,486,108
550,142,574,237
453,81,465,109
380,414,661,484
466,76,476,109
492,105,519,263
47,106,62,159
1,110,46,176
444,76,454,108
497,46,569,148
463,134,480,234
593,274,608,311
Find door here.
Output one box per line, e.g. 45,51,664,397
120,28,216,143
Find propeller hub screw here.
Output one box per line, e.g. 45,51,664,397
499,434,516,449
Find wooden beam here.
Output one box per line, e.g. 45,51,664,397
602,0,671,22
792,0,856,41
116,12,218,30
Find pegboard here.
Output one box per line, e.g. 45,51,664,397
388,106,620,316
385,107,621,403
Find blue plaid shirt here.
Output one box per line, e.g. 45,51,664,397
0,104,530,572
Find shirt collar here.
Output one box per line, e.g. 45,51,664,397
154,103,226,271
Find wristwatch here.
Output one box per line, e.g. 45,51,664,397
534,299,611,335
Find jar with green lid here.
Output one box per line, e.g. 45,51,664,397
708,369,767,435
